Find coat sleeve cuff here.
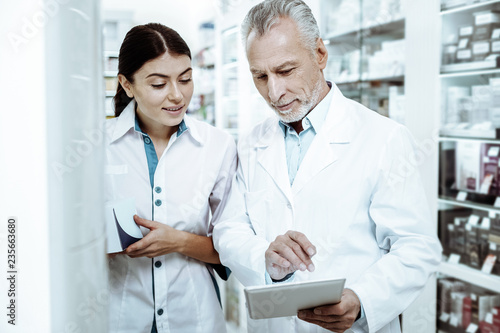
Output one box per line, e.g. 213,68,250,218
264,271,295,285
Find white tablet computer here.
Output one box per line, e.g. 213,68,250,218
244,278,345,320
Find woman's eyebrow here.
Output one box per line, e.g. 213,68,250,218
145,67,192,79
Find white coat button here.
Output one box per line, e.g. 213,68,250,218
287,203,292,209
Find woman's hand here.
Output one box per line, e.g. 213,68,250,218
125,215,185,258
125,215,221,264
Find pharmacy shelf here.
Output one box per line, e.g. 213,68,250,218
440,67,500,78
324,18,404,42
439,136,500,144
440,58,500,75
439,128,500,140
439,261,500,293
336,75,405,85
438,197,500,214
441,0,500,15
104,70,118,77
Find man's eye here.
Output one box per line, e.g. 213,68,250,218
152,84,166,88
280,69,293,75
256,75,267,80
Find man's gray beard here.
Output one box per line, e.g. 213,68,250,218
270,79,323,124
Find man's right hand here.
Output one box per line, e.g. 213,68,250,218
265,230,317,280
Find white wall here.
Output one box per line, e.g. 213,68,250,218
0,1,107,332
0,1,51,332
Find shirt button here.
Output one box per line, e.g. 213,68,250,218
154,186,162,193
157,309,164,316
155,199,162,206
144,137,151,144
155,261,162,268
304,119,310,126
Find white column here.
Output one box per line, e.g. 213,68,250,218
402,0,441,332
0,0,107,332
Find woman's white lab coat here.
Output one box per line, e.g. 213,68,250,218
213,83,442,333
105,101,237,333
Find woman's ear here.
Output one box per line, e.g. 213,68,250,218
118,74,134,98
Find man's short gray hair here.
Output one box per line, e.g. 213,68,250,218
241,0,320,53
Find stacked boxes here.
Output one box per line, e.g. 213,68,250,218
438,278,500,332
455,142,500,195
443,78,500,131
439,209,500,275
442,8,500,65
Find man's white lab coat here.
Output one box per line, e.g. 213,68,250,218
213,84,442,333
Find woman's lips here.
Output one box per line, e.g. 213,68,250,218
162,105,184,116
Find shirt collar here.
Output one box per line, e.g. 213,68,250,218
111,99,198,144
279,81,333,136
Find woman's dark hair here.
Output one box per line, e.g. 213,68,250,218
114,23,191,117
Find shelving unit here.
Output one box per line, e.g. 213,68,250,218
101,11,132,118
214,1,270,141
103,51,119,117
190,21,217,125
440,261,500,293
438,1,500,331
321,0,405,121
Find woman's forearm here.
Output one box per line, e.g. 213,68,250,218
177,232,221,264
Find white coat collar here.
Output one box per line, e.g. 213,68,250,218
254,82,353,148
252,81,354,199
110,99,203,146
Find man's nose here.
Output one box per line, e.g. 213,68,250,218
267,76,286,103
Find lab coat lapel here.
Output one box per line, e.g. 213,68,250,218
256,123,294,204
292,84,353,196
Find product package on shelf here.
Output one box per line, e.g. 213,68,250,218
456,141,482,192
471,85,492,126
490,78,500,129
466,221,481,269
490,214,500,276
440,207,472,256
324,0,360,37
363,39,405,80
479,144,500,195
440,141,500,201
444,86,470,125
441,80,500,138
362,0,403,28
388,86,405,124
479,216,493,270
437,277,500,333
441,6,500,73
439,207,500,275
438,278,467,332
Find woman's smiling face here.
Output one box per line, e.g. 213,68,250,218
120,51,193,129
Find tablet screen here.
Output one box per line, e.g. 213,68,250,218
244,278,345,319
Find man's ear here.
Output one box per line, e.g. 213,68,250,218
118,74,134,98
315,38,328,70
